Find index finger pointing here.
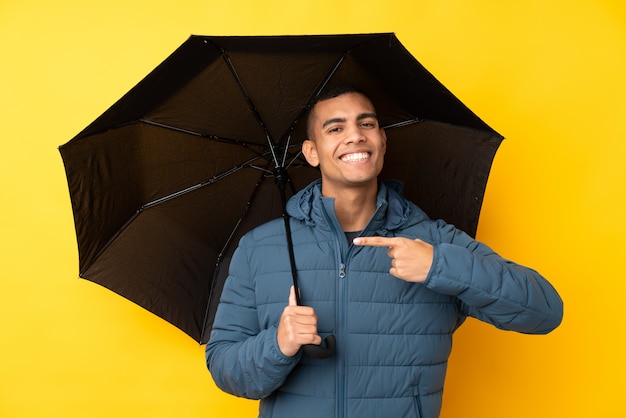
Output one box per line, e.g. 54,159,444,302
353,236,399,247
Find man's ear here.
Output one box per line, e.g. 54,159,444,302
302,139,320,167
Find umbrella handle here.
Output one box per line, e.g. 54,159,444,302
303,335,336,359
276,167,336,359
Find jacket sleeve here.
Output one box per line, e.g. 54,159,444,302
205,239,300,400
424,221,563,334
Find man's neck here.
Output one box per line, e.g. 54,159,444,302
322,183,378,232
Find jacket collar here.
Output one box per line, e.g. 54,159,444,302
286,179,427,233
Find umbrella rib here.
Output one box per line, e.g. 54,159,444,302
278,52,348,153
382,117,421,130
214,170,266,265
220,50,280,167
142,152,273,210
284,146,306,170
139,119,266,157
142,170,237,210
280,34,410,147
201,170,267,342
79,154,273,276
252,144,305,174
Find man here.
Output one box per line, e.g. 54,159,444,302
206,84,563,418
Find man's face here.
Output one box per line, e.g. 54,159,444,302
303,92,386,196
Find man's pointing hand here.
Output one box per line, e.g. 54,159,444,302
353,236,434,283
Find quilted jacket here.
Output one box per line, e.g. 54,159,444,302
206,179,563,418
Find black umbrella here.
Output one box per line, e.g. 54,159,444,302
59,33,503,345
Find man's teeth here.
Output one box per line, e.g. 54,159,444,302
341,152,370,162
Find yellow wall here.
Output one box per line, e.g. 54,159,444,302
1,1,624,417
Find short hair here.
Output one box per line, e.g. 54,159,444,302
306,83,368,139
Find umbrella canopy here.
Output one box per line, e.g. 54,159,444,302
59,33,503,344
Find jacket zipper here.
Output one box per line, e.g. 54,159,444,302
319,199,349,418
333,229,348,418
321,197,385,418
335,244,357,418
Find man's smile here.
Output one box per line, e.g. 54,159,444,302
339,152,371,162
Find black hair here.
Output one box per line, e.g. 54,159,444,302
306,83,368,138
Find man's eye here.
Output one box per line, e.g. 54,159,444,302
328,127,342,133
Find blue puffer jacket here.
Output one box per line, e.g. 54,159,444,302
206,179,563,418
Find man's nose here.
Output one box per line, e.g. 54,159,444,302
344,124,366,143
